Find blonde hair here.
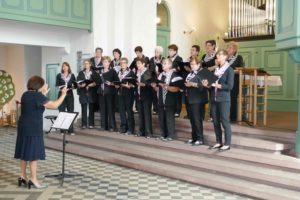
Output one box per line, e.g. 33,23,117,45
227,41,239,52
102,56,111,63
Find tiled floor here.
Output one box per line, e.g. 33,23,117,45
0,127,254,200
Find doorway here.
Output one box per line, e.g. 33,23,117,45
156,1,171,57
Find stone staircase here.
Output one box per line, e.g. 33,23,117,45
44,114,299,200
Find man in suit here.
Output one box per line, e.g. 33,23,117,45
152,58,180,141
135,57,153,138
167,44,183,118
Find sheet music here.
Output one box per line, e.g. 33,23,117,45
52,112,77,130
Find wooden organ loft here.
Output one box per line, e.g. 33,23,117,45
225,0,276,41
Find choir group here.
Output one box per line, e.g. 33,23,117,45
56,40,244,152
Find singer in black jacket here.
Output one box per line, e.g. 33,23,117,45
117,58,136,134
167,44,183,117
185,57,208,146
136,58,153,138
152,58,180,141
99,56,119,132
90,47,104,112
55,62,76,134
77,59,100,129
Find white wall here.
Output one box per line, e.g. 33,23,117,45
92,0,156,60
164,0,228,59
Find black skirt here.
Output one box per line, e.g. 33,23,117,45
14,134,46,161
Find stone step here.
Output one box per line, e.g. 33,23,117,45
70,122,294,153
46,132,300,191
44,137,300,200
57,129,300,173
90,112,295,142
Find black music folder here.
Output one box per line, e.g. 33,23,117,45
198,68,218,86
169,76,185,88
122,77,137,85
76,79,94,86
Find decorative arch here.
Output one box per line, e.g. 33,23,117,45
156,1,171,56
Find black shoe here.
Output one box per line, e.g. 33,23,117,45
218,145,230,152
18,177,27,187
119,129,126,134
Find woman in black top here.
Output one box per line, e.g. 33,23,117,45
227,41,244,122
77,59,99,129
15,76,67,189
110,48,122,113
110,48,122,73
151,58,180,141
136,57,154,138
116,57,136,134
55,62,76,134
185,57,208,146
201,40,217,70
99,56,119,131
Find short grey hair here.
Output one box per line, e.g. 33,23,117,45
155,46,164,54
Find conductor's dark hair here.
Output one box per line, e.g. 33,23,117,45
136,57,145,64
134,46,143,53
192,45,200,52
95,47,103,53
61,62,71,74
113,48,122,57
205,40,216,48
27,76,45,91
168,44,178,52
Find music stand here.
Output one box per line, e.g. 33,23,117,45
45,111,81,186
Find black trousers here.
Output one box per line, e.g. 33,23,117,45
211,101,232,146
115,93,119,113
152,90,158,112
175,91,183,115
188,103,205,142
100,94,116,130
184,95,190,118
119,94,135,133
58,94,74,132
158,105,176,139
137,99,152,136
81,103,94,127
